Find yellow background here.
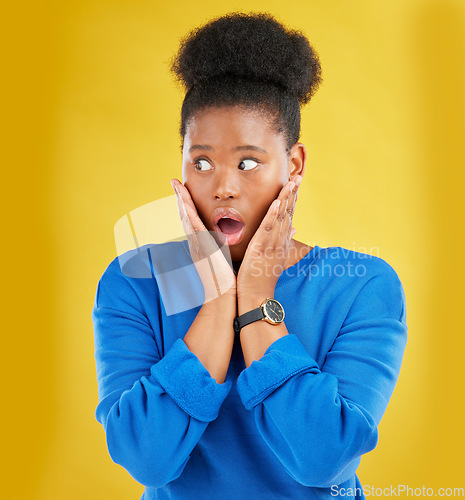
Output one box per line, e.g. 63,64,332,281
3,0,464,498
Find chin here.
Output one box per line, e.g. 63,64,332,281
228,240,249,261
229,248,244,262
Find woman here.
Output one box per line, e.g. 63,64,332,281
92,11,408,500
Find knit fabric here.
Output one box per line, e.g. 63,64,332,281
92,241,407,499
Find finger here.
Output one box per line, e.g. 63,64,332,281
287,175,302,239
260,198,282,235
172,180,193,234
275,175,301,241
174,181,208,232
283,175,301,239
289,174,302,205
172,181,195,237
274,180,295,240
255,180,293,249
172,180,200,260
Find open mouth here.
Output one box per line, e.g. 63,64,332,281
214,217,245,245
217,217,244,235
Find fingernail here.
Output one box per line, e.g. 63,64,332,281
295,176,302,186
289,181,296,191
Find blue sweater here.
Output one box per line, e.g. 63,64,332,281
92,241,408,499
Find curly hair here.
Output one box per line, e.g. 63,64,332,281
169,11,323,155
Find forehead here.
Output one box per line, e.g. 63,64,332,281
183,105,283,151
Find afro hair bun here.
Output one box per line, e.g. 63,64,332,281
170,11,322,105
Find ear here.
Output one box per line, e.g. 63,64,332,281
287,142,307,180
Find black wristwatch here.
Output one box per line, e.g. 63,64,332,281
234,297,285,334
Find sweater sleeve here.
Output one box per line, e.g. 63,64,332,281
235,263,408,488
92,262,232,488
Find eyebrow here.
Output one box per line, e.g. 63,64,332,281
188,144,268,154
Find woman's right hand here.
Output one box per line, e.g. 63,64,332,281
171,179,237,304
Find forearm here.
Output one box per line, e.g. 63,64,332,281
236,334,379,487
236,266,408,487
94,300,233,488
238,292,287,368
183,294,237,384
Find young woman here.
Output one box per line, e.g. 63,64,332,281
92,12,408,500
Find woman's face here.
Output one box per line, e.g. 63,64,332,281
181,105,305,261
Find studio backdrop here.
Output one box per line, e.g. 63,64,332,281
3,0,464,498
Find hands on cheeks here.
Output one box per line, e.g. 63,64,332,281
171,174,301,303
236,175,301,300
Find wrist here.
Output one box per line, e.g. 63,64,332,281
202,292,237,316
238,287,275,300
237,291,275,316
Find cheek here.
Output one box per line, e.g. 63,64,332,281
245,188,280,226
253,178,285,203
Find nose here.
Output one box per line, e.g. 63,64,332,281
213,169,240,200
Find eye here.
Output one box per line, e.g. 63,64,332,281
194,159,213,172
238,159,260,171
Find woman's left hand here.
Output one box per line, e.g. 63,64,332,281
237,174,302,299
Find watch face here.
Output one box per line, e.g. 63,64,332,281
263,298,285,323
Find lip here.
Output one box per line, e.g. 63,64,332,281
211,207,246,246
211,207,245,226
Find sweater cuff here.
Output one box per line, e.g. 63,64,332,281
236,334,320,410
151,338,232,422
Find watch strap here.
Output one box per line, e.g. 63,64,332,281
234,306,264,334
